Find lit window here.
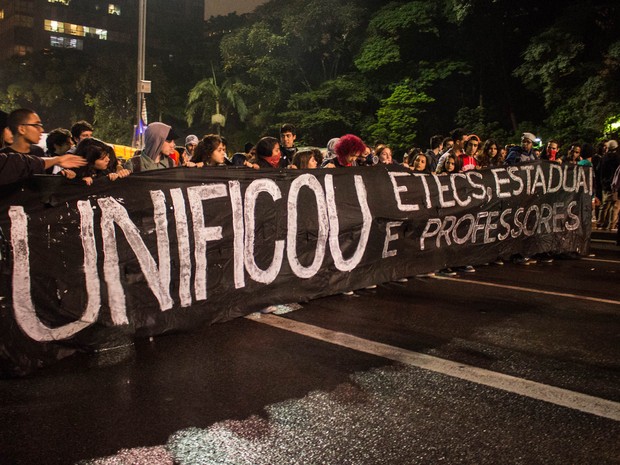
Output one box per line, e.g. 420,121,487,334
44,19,63,33
50,35,83,50
108,4,121,15
0,9,5,20
44,19,106,40
48,0,71,5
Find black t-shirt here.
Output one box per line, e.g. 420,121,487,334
0,152,45,186
0,144,46,157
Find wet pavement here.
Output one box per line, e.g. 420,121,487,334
0,233,619,464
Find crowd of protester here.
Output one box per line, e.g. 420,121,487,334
1,108,619,253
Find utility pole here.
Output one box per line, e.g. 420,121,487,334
134,0,150,149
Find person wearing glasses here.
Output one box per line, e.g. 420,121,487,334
0,110,86,186
0,108,46,157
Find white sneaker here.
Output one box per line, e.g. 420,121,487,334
364,284,378,289
260,306,278,314
342,290,355,296
396,277,408,282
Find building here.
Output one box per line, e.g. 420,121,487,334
0,0,204,59
0,0,135,59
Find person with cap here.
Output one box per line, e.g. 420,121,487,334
181,134,199,166
504,132,538,165
0,110,86,186
504,131,551,264
124,122,178,173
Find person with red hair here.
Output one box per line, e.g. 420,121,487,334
322,134,366,168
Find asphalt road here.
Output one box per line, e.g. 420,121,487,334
0,233,618,465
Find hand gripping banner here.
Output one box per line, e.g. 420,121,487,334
0,162,592,376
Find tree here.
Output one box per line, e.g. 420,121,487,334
366,79,435,154
513,1,620,141
281,74,375,144
0,50,91,128
185,66,248,135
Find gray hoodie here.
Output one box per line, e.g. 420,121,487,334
142,122,171,161
124,122,174,172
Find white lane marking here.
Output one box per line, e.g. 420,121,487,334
430,275,620,306
583,257,620,264
249,314,620,422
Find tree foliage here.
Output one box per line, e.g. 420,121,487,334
0,0,619,149
185,68,248,132
366,79,435,153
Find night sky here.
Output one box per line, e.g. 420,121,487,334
204,0,267,19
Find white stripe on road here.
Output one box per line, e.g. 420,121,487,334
430,275,620,306
248,314,620,422
583,257,620,264
591,239,617,244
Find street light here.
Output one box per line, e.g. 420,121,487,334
134,0,150,149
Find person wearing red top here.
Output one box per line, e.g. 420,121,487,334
459,134,480,172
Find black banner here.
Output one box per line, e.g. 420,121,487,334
0,162,592,376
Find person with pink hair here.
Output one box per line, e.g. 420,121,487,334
322,134,366,168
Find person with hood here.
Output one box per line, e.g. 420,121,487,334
323,137,340,162
181,134,199,166
124,122,178,173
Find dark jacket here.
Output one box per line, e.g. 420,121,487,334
599,151,620,191
504,146,536,165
